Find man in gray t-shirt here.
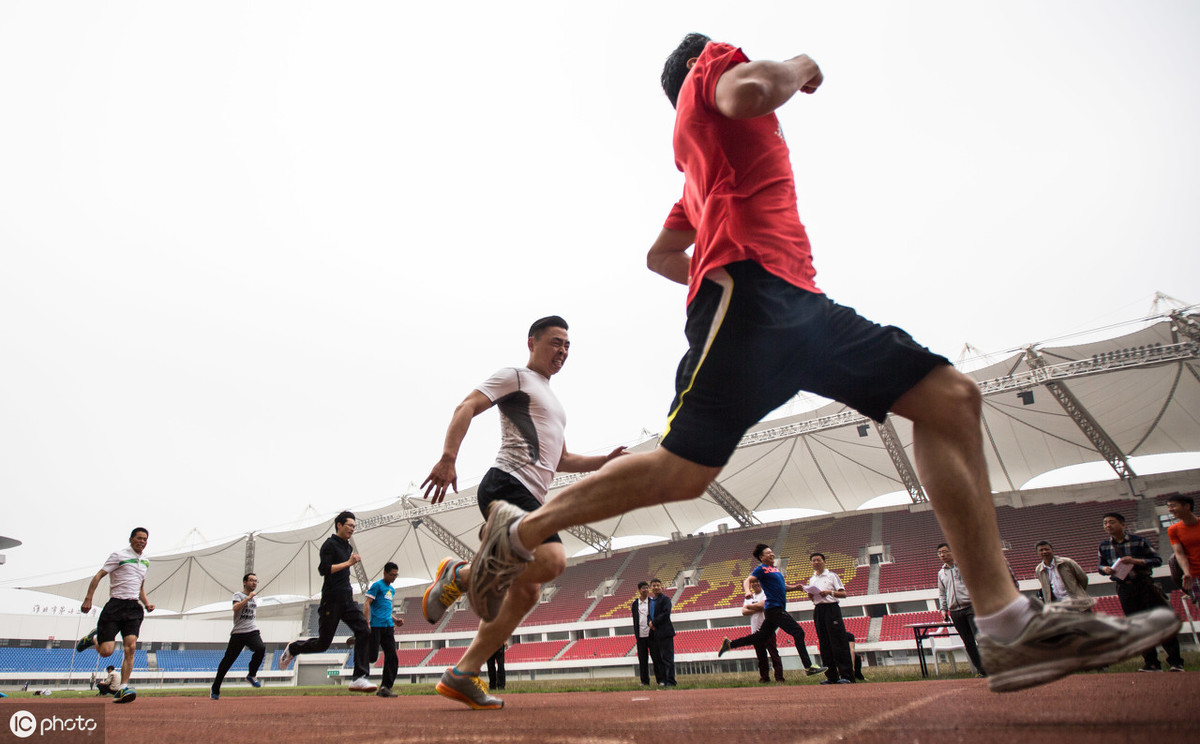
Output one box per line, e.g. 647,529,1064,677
211,573,267,699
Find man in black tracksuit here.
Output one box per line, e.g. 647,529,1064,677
276,511,376,691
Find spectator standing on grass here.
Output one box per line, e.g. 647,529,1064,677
1098,512,1184,672
631,581,653,685
649,578,677,686
937,543,987,677
1033,541,1091,608
1167,494,1199,608
808,552,855,684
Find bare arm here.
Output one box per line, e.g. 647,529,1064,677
646,228,696,285
558,445,628,474
421,390,495,503
363,594,373,623
232,591,256,614
80,570,108,613
139,581,154,613
1173,542,1193,591
714,54,823,120
741,600,765,616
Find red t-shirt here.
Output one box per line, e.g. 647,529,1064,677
664,42,820,306
1168,518,1200,576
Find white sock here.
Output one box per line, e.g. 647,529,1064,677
976,595,1037,644
508,517,535,562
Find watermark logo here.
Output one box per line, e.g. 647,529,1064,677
4,705,104,742
8,711,36,738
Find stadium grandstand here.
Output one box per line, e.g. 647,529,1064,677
3,310,1199,690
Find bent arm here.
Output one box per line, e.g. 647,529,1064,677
558,445,628,474
1173,542,1193,585
714,54,823,120
422,390,495,502
81,570,108,612
646,228,696,285
439,391,494,464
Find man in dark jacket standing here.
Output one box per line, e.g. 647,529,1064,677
277,511,377,692
649,578,676,686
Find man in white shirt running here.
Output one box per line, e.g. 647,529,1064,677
418,316,626,710
211,572,267,699
76,527,155,704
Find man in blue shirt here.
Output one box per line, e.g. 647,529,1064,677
718,543,826,677
364,561,403,697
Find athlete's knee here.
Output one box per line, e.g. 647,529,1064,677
898,365,982,429
506,580,541,609
524,544,567,584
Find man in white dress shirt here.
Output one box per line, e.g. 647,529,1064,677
808,552,854,684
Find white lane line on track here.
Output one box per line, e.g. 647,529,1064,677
792,688,957,744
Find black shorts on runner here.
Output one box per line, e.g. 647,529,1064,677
660,260,949,468
476,468,562,546
97,598,144,644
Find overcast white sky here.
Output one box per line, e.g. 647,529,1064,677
2,1,1198,612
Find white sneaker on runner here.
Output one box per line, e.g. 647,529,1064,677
348,676,377,693
981,600,1180,692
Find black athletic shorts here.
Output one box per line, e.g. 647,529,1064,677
660,260,949,468
476,468,562,546
97,598,144,644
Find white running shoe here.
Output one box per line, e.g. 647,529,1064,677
348,676,378,693
277,645,294,671
981,600,1181,692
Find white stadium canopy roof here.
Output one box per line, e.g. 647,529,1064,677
25,310,1200,613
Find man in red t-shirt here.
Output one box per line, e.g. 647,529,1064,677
465,33,1179,695
1168,494,1200,605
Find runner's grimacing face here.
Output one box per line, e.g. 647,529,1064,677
531,327,569,376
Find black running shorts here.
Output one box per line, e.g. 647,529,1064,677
97,598,145,644
476,468,562,545
660,260,949,468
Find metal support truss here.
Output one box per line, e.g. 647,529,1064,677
738,339,1198,447
876,418,927,503
566,524,612,555
244,533,255,576
1023,346,1136,483
413,515,476,563
1170,310,1200,344
706,481,759,528
348,539,371,595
